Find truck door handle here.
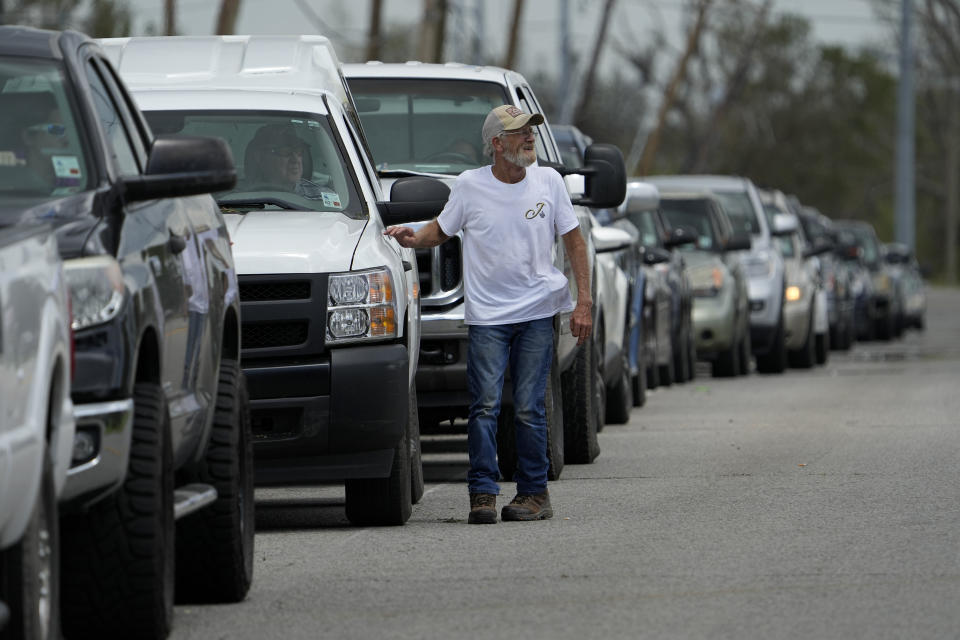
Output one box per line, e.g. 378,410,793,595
402,260,414,272
168,231,188,255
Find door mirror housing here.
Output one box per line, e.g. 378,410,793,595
802,239,833,259
771,212,799,237
642,245,672,265
665,225,697,249
377,176,450,225
591,225,634,253
567,143,626,209
724,232,752,252
121,135,236,202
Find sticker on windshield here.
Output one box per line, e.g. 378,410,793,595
321,191,342,208
0,151,24,166
52,155,81,186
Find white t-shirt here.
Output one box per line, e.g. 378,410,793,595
437,165,580,325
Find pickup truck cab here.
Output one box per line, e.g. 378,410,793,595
103,35,437,526
344,62,627,474
1,26,251,639
0,225,73,640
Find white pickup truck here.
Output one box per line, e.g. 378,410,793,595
0,224,73,639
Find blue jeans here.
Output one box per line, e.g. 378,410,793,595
466,317,554,496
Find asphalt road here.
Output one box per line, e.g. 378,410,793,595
171,287,960,640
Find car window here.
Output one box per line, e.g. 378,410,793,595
777,234,796,258
85,59,140,176
144,110,363,218
659,198,719,251
348,78,508,174
626,209,661,248
0,56,93,201
713,191,760,237
514,85,551,165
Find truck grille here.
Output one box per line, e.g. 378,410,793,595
239,273,328,357
239,281,310,301
242,322,308,349
416,236,462,298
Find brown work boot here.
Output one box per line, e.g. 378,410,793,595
467,493,498,524
501,491,553,521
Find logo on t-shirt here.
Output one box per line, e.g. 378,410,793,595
525,201,547,220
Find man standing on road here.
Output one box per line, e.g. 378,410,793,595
384,105,593,524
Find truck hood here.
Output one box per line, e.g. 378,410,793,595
224,211,367,275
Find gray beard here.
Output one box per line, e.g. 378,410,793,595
503,147,536,168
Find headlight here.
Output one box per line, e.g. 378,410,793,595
689,265,724,297
785,285,802,302
63,256,125,331
327,268,397,344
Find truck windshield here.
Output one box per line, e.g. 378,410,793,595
347,78,510,174
144,110,364,219
0,57,92,202
713,191,761,237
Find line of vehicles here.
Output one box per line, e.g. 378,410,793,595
0,26,926,640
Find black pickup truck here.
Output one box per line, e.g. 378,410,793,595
0,26,253,639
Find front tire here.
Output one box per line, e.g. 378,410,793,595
562,337,601,464
61,383,175,640
605,350,632,425
344,393,414,526
175,359,254,604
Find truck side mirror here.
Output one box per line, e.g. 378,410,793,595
570,143,626,209
724,232,752,252
665,225,697,249
642,246,672,265
377,176,450,225
122,135,236,202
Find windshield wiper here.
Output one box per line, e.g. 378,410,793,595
217,197,300,211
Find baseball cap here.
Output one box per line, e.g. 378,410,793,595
481,105,545,145
251,123,308,151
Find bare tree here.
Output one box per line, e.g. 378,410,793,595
689,0,773,172
573,0,617,128
418,0,448,63
365,0,383,61
503,0,525,69
164,0,175,35
636,0,711,175
214,0,240,35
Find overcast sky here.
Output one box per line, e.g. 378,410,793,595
124,0,896,75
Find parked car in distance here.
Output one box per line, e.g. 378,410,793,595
834,219,902,341
792,202,856,351
884,242,926,331
345,62,627,470
0,224,73,640
2,26,252,640
647,175,787,374
657,193,752,377
613,181,696,391
759,190,828,367
833,227,877,341
104,35,436,526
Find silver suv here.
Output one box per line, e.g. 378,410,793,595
646,175,788,373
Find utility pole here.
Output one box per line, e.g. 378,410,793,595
894,0,915,250
946,81,958,284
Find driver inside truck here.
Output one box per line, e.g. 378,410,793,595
244,123,326,199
